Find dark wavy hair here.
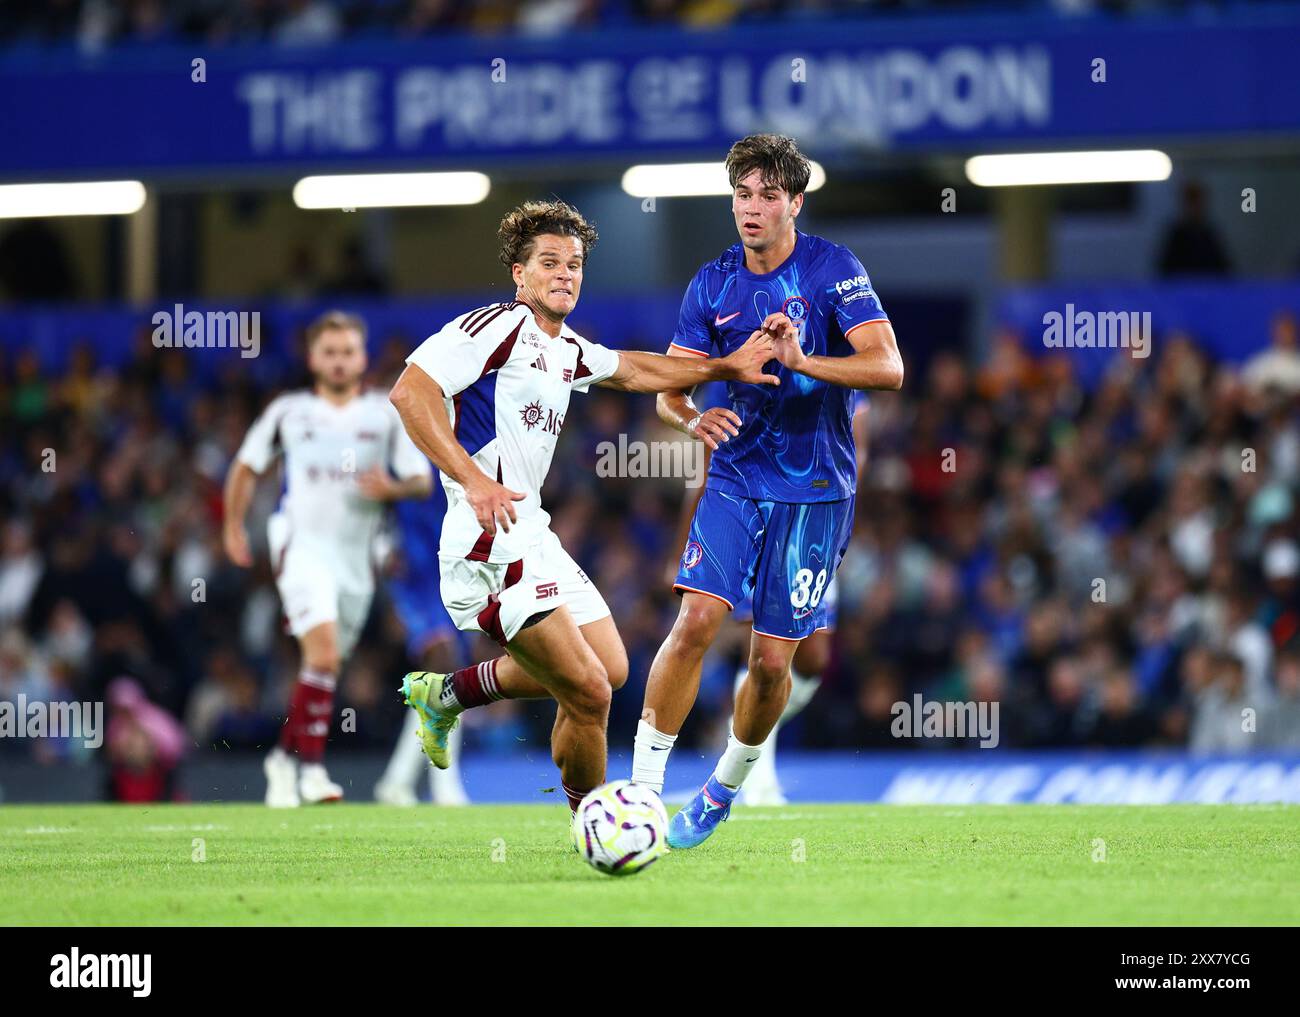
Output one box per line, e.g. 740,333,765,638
497,200,598,270
725,134,812,197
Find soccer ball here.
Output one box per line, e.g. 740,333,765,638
571,780,669,876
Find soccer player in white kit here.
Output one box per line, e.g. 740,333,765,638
223,311,433,807
390,200,787,813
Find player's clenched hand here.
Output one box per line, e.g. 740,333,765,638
722,329,781,386
223,523,253,568
768,314,807,371
464,473,527,535
688,406,743,450
356,467,399,501
760,312,797,344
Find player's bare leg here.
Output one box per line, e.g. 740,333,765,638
401,614,624,790
668,632,800,848
733,633,801,746
631,592,731,793
266,621,344,807
504,607,619,810
643,593,731,733
735,627,830,805
632,593,731,790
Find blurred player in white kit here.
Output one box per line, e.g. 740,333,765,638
223,310,433,807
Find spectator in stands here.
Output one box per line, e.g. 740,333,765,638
1242,312,1300,397
1157,180,1232,277
1260,649,1300,750
0,520,43,628
274,0,342,44
104,676,186,801
323,238,388,296
1189,652,1254,754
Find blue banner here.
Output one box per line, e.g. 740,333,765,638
2,12,1299,178
655,751,1300,805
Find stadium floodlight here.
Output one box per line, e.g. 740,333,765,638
965,150,1173,187
0,181,147,218
621,161,826,198
292,172,491,209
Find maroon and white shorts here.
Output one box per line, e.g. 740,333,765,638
438,527,610,646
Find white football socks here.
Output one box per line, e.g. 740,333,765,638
378,711,427,790
783,665,822,721
731,663,823,794
429,722,468,805
714,727,764,789
631,719,677,794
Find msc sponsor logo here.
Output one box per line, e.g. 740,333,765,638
519,401,564,435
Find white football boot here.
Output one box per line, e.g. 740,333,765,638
374,781,418,806
299,763,344,804
263,748,300,808
430,723,470,806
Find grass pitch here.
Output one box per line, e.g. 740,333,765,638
0,803,1295,925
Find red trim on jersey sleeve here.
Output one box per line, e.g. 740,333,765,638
479,318,525,379
843,317,891,343
562,337,594,381
668,342,710,358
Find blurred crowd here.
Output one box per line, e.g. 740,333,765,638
3,304,1300,792
0,0,1256,51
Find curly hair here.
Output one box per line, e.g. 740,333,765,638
725,134,811,197
497,200,598,270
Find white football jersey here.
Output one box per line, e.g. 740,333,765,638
406,300,621,564
236,389,431,583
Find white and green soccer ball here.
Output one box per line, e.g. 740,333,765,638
572,780,669,876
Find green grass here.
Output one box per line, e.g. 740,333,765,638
0,803,1296,925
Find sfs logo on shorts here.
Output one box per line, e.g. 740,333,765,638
536,582,559,599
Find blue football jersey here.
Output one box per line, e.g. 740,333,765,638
669,230,888,503
394,477,448,582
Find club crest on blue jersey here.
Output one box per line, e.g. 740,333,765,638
782,295,810,322
682,541,703,569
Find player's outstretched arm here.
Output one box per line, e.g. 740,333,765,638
602,328,780,394
657,387,743,450
773,319,904,391
356,469,433,502
389,364,525,535
222,460,259,568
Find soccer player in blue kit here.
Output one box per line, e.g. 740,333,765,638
630,134,904,848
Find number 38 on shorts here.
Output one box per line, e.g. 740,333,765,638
673,488,856,642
